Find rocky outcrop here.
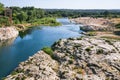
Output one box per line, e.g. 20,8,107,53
5,37,120,80
16,24,25,30
52,37,120,80
5,51,59,80
70,17,114,31
0,27,18,41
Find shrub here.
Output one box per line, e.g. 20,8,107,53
105,39,113,45
42,47,53,57
77,37,82,40
11,71,18,75
0,16,10,27
115,24,120,28
68,37,74,40
85,47,91,52
68,59,74,64
97,49,104,54
87,31,97,36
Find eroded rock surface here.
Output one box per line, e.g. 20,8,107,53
5,37,120,80
5,51,59,80
0,27,18,41
52,37,120,80
70,17,114,31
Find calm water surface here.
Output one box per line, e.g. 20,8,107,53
0,18,82,79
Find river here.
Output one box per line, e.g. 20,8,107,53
0,18,83,79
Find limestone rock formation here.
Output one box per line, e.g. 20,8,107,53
5,37,120,80
5,51,59,80
70,17,114,31
0,27,18,41
52,37,120,80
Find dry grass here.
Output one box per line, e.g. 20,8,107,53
110,18,120,24
87,31,120,40
101,36,120,40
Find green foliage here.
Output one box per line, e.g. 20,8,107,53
87,31,97,36
105,39,113,45
101,36,120,40
115,24,120,28
32,17,61,26
9,6,61,26
16,11,28,23
11,71,18,75
0,3,4,14
10,6,45,24
1,2,120,27
68,59,74,64
97,49,104,54
85,47,91,52
0,16,10,27
45,9,120,18
42,47,53,57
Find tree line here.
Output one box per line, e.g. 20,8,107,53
45,9,120,18
0,2,120,27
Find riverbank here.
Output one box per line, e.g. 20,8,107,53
0,18,61,41
5,37,120,80
15,18,62,31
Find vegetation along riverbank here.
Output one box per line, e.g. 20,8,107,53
0,3,61,31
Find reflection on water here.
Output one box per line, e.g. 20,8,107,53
19,27,42,38
19,29,32,39
0,38,16,47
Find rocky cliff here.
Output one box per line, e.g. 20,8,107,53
5,37,120,80
0,27,19,41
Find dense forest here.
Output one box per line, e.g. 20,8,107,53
0,2,120,27
45,9,120,18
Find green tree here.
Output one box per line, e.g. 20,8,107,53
17,11,27,23
0,3,4,14
0,16,10,27
103,11,110,18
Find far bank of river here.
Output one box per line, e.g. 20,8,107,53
0,18,83,79
15,17,62,31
